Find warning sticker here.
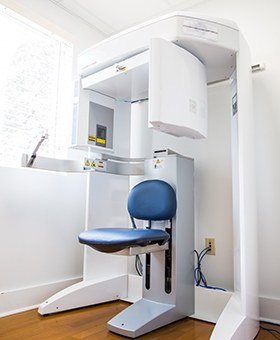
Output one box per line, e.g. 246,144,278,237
83,158,106,171
97,160,105,170
84,159,91,169
96,137,106,145
116,65,127,72
88,135,96,142
152,158,165,169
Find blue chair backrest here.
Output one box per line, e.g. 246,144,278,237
127,179,177,221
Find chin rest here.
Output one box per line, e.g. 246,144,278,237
78,228,170,253
79,179,176,254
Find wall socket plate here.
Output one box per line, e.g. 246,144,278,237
205,238,216,255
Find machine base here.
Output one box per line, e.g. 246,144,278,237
108,298,186,338
38,275,127,315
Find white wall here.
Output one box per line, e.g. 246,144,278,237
186,0,280,321
0,0,103,316
152,81,234,291
0,168,86,289
0,167,87,316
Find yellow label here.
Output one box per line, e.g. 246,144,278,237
85,159,90,167
116,66,126,72
88,135,95,141
96,138,106,145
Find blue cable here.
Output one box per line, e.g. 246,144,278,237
194,249,280,334
194,249,280,335
194,246,226,292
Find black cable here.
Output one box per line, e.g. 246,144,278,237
130,215,137,229
131,215,143,276
135,254,143,276
260,320,280,336
260,320,280,327
194,246,226,291
260,325,280,336
194,247,210,286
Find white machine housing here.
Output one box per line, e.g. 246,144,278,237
73,12,239,155
78,12,238,83
39,11,258,340
149,38,207,138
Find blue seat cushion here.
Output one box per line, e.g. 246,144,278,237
127,180,177,221
78,228,170,253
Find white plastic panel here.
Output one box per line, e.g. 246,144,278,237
73,89,131,158
74,90,115,148
84,171,129,281
78,12,238,83
81,51,149,101
210,33,258,340
149,38,207,138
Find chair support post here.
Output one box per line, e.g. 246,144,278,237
108,155,195,337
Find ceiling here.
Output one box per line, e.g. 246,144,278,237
49,0,209,37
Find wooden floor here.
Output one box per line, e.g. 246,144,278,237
0,301,277,339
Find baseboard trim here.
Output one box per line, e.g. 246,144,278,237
0,277,82,318
259,295,280,324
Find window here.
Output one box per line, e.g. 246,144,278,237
0,5,73,166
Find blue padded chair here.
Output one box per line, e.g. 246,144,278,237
78,179,177,253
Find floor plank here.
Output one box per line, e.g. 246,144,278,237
0,301,277,339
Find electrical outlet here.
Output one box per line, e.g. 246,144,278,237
205,238,216,255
